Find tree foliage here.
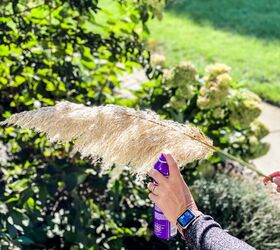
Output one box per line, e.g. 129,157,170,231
0,0,159,111
0,0,164,248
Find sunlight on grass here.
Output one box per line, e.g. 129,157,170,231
149,12,280,103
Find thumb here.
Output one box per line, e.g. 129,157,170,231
162,149,181,178
263,171,280,183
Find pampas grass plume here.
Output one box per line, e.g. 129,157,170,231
0,101,213,178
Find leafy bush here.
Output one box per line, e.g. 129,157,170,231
0,0,164,248
0,158,153,249
192,174,280,250
137,62,270,160
0,0,159,111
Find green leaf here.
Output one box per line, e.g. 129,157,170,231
8,225,17,238
26,197,35,209
14,75,25,87
0,45,9,56
65,174,77,191
43,79,56,92
18,236,34,245
130,14,139,24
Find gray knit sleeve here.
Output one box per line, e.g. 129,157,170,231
183,215,256,250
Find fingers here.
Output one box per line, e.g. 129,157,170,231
273,176,280,186
148,169,166,184
263,174,274,183
148,192,159,203
263,171,280,183
263,172,280,193
269,171,280,178
162,149,181,179
263,176,271,183
147,182,161,196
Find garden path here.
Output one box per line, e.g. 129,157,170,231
254,102,280,175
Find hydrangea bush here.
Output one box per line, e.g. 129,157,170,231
138,62,269,161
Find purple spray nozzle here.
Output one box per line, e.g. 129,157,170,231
154,154,169,177
158,154,167,162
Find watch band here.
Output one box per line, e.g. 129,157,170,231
176,209,202,239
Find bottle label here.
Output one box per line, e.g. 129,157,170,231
154,204,177,239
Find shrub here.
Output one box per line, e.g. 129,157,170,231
192,174,280,250
0,0,164,248
137,62,269,161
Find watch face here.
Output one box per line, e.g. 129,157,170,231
177,209,195,227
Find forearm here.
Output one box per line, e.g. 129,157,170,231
183,215,256,250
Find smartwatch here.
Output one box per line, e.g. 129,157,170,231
176,208,202,238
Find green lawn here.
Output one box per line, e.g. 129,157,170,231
148,0,280,104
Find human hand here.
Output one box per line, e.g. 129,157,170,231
263,171,280,193
147,150,200,225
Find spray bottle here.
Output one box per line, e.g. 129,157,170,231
153,154,177,239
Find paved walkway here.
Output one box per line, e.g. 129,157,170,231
254,102,280,175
